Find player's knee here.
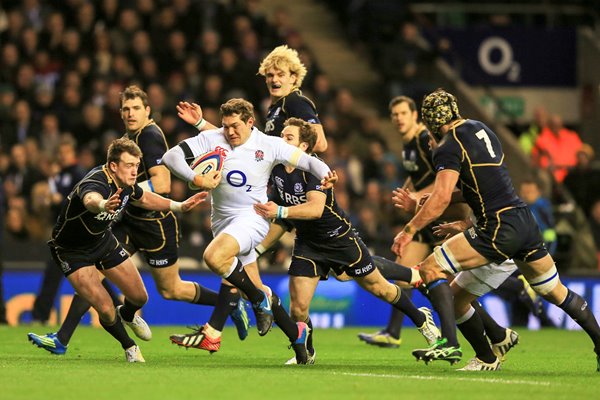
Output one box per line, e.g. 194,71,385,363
202,252,218,269
203,251,231,274
365,280,390,300
526,264,560,296
418,260,443,284
129,289,148,306
290,302,309,321
97,303,116,321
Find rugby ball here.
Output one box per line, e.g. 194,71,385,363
188,149,225,190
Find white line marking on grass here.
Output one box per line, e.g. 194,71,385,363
335,372,551,386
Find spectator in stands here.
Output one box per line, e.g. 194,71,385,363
532,113,582,183
563,143,600,216
520,105,548,156
0,43,21,84
520,179,557,255
380,21,437,105
4,143,45,202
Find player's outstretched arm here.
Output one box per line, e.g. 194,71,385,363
133,190,208,212
83,189,122,214
176,101,218,131
254,190,326,221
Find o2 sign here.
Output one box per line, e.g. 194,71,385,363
478,36,520,82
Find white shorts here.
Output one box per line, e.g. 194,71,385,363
211,214,269,266
454,259,518,297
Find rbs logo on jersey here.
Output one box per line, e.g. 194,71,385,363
277,188,306,205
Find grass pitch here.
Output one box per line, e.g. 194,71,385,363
2,325,599,400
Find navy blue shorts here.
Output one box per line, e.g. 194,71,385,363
464,206,548,264
49,233,129,277
289,232,376,278
113,211,179,268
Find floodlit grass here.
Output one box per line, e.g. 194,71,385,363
2,325,599,400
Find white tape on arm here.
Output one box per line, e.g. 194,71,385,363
194,118,207,130
170,201,183,212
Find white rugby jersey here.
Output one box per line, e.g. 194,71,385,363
163,127,331,220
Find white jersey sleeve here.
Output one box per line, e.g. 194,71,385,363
270,137,331,180
161,129,221,183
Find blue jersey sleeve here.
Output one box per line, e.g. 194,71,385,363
432,136,462,174
285,94,320,124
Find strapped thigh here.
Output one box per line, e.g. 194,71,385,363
433,242,462,274
526,264,559,295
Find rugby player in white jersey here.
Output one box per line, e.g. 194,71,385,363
161,98,336,364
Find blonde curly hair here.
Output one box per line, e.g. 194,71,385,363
258,45,307,88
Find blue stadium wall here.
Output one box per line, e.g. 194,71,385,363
4,270,600,329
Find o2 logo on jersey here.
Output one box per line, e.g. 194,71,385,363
226,170,247,187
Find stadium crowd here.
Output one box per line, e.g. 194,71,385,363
0,0,410,270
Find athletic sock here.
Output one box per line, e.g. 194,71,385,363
457,307,496,363
191,282,219,306
371,255,413,282
427,279,459,347
118,298,141,322
390,285,425,327
559,289,600,352
57,293,90,345
385,307,405,339
100,314,135,349
207,283,239,331
271,293,299,342
471,300,506,344
224,260,264,304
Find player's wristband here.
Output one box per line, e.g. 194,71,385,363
255,244,267,257
276,206,289,219
98,199,107,212
170,200,183,212
194,118,207,130
138,179,155,192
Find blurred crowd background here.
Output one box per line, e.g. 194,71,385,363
1,0,600,278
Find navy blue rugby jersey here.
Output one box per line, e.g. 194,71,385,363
270,159,352,244
402,128,435,191
124,120,169,218
264,89,320,137
432,119,525,225
51,165,143,248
